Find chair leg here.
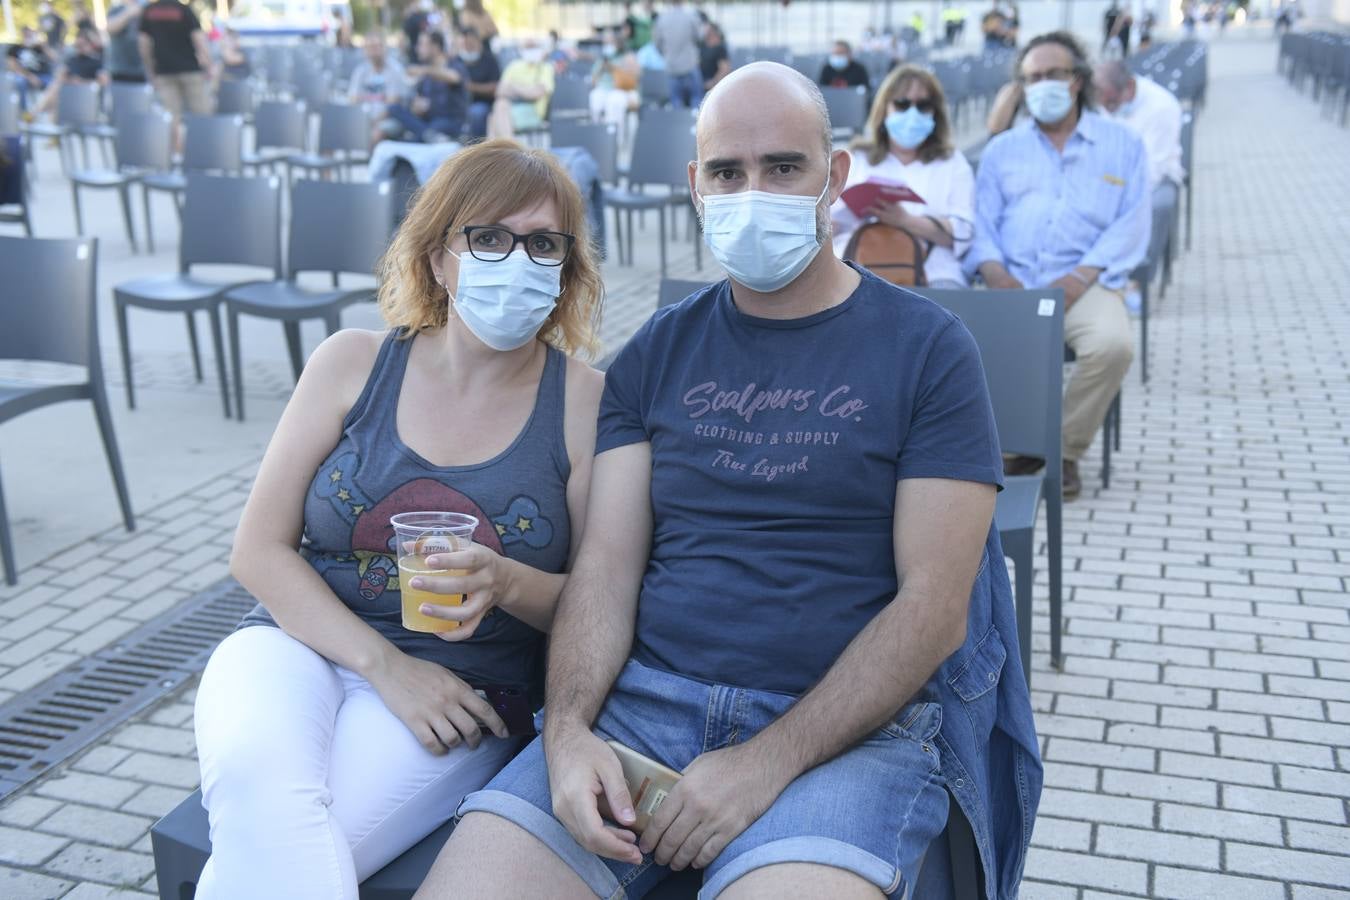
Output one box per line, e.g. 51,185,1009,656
1009,532,1034,688
0,461,15,585
1114,394,1123,451
283,321,305,383
185,313,204,382
20,202,32,237
1185,182,1194,250
626,210,635,266
1139,280,1149,384
143,186,156,254
116,298,136,410
1047,479,1064,670
71,183,85,235
207,304,233,419
229,307,245,422
90,390,136,532
118,184,138,254
657,208,667,279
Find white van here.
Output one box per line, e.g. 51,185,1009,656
227,0,351,39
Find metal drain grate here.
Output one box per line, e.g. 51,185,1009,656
0,578,255,800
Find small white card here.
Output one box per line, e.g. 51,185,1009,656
1037,298,1056,317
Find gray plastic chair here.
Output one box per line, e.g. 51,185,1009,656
21,81,100,175
286,102,370,183
603,109,700,277
0,133,32,236
114,174,284,419
0,88,18,137
550,120,619,185
224,179,394,420
548,76,591,122
917,287,1065,681
822,85,869,140
82,82,156,159
0,236,135,584
1129,190,1176,384
244,99,309,172
141,114,246,241
216,78,256,119
639,68,670,108
70,111,176,253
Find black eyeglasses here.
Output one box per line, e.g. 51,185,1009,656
1019,67,1076,85
452,225,576,267
891,98,935,114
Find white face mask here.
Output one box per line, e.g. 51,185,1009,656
445,249,561,351
521,47,545,64
697,178,831,294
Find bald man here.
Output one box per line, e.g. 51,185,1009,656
416,63,1040,900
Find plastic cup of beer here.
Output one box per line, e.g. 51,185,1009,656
390,512,478,633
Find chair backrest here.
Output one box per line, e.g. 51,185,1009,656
181,174,283,276
659,278,710,309
0,236,98,371
549,76,590,119
549,120,619,184
913,288,1064,463
294,69,331,109
639,68,670,106
288,179,394,278
115,111,174,172
108,82,155,126
254,99,309,152
0,90,17,137
316,102,370,154
56,83,102,127
183,114,244,173
822,86,868,136
627,109,697,189
216,78,256,117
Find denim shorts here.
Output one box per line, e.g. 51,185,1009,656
456,659,950,899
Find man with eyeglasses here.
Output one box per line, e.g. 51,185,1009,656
967,31,1150,500
419,61,1040,900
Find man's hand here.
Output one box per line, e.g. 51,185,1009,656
639,743,792,871
545,722,642,865
1049,274,1088,307
411,95,430,116
979,261,1024,290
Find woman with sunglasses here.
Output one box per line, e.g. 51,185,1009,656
830,64,976,288
192,140,605,899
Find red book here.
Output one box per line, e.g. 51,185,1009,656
840,178,925,218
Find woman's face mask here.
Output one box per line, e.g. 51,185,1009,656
440,247,561,351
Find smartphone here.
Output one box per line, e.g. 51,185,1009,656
471,684,537,737
596,740,682,833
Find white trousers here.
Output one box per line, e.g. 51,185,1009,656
193,625,517,900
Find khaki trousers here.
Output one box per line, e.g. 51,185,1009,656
1063,283,1134,461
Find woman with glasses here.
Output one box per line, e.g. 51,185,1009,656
830,64,976,288
192,140,605,899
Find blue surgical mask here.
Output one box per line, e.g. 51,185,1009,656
828,54,849,70
461,50,481,64
698,179,830,293
1025,79,1074,124
885,107,936,150
447,249,560,351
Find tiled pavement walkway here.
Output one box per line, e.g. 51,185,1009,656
1,33,1348,900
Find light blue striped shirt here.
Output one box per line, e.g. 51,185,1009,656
967,111,1151,290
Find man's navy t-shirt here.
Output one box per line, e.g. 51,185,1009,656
597,265,1003,695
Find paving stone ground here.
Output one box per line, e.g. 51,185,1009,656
1,27,1347,900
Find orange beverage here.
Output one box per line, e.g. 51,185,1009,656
389,513,479,634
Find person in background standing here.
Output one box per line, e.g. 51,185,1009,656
39,2,68,50
138,0,215,151
651,0,702,107
819,40,869,90
699,22,730,93
457,0,499,51
106,0,147,84
624,0,654,49
403,0,432,64
217,27,252,82
332,7,354,48
460,27,500,139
